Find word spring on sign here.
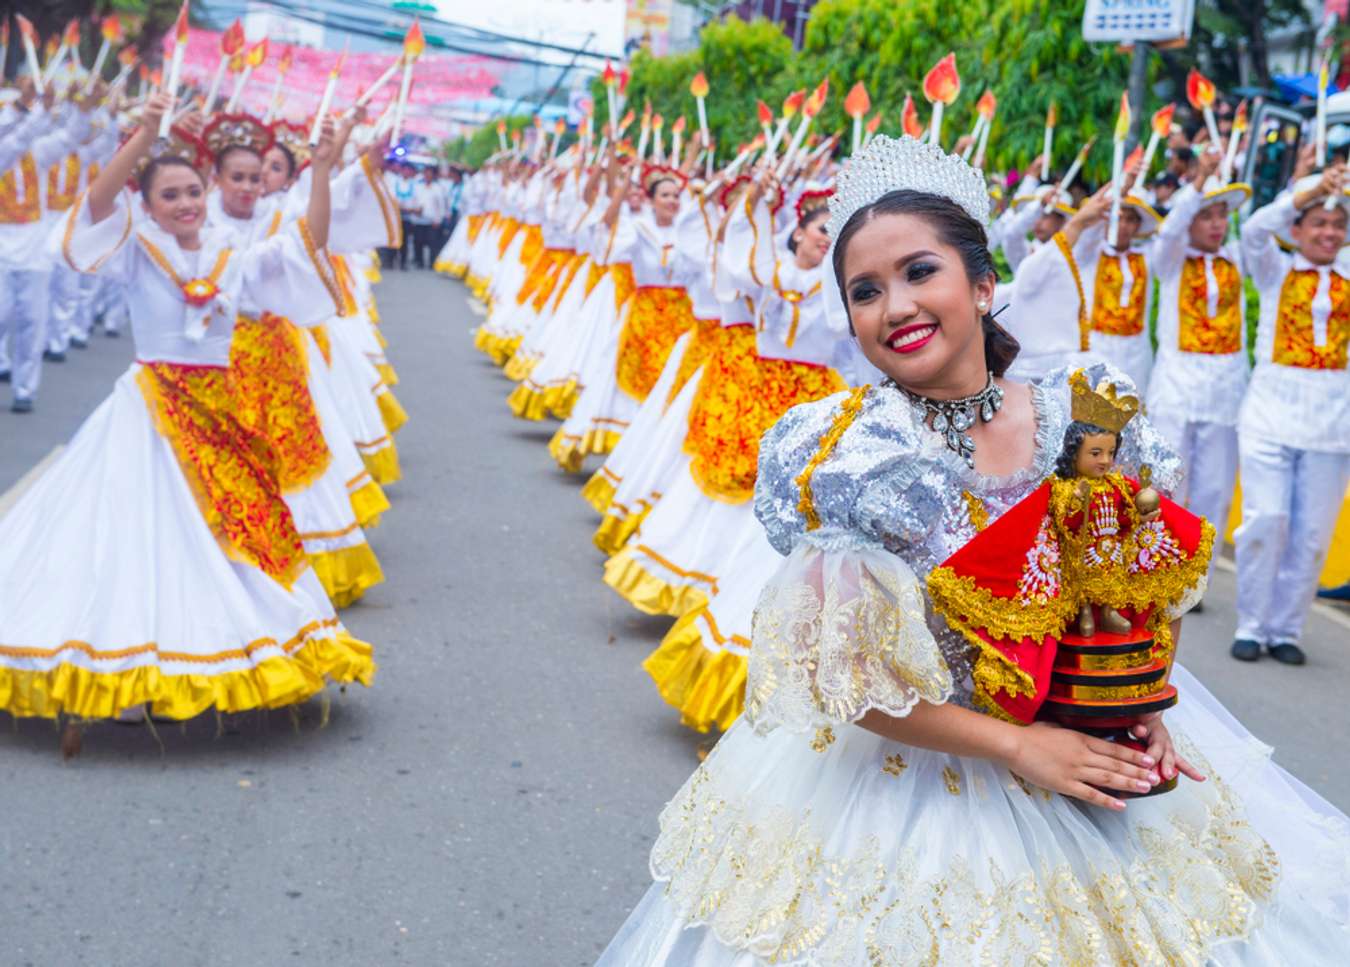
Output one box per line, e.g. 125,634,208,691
1081,0,1195,44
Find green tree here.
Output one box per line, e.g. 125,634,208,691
445,115,534,168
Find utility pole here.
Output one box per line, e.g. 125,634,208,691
1126,41,1150,154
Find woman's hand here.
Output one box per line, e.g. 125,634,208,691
1130,713,1205,784
139,91,175,140
311,117,338,172
1004,720,1160,810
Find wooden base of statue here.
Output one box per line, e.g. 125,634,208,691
1038,606,1178,798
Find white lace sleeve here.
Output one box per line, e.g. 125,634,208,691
745,544,953,736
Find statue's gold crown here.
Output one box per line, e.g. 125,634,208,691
1069,369,1139,433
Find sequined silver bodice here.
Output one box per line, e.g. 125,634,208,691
754,362,1182,708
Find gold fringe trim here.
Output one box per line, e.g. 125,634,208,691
642,608,747,733
348,479,389,530
580,471,618,515
375,387,409,435
548,427,621,474
795,386,869,531
375,362,399,387
542,379,581,420
502,351,541,383
360,443,402,486
603,547,712,618
308,541,385,609
506,381,552,422
0,631,375,721
592,502,652,556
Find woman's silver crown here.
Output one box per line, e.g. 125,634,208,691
827,134,990,239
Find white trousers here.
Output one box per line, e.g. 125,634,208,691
98,277,128,334
47,263,86,353
0,268,51,401
1149,412,1239,586
1234,434,1350,644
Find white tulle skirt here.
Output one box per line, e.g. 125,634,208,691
599,664,1350,965
510,271,619,422
0,367,374,721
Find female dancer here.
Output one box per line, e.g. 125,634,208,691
597,134,1350,964
0,94,373,743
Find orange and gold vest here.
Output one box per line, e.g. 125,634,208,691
1177,255,1243,354
1090,251,1148,336
1273,269,1350,370
46,153,81,213
0,155,42,225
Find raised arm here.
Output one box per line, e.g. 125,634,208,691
87,92,174,224
304,118,338,249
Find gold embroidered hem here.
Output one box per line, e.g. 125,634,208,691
643,607,746,733
541,379,582,420
580,470,618,515
348,478,389,529
603,546,712,618
0,627,375,721
136,363,308,588
359,441,402,486
308,542,385,609
548,426,622,474
375,386,409,435
228,312,333,495
502,350,542,383
592,500,654,557
506,380,553,421
375,362,399,386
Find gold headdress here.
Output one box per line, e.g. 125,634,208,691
125,125,210,192
795,187,833,223
269,120,312,171
641,163,686,194
1069,369,1139,433
201,112,276,165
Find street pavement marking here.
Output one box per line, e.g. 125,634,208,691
1212,554,1350,633
0,445,63,519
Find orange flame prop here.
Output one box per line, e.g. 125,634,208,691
1113,91,1131,142
757,99,773,126
804,79,828,118
279,47,295,75
902,93,922,138
845,81,870,120
652,113,664,129
602,61,616,86
865,111,883,134
618,109,634,130
1125,144,1143,169
101,15,124,44
245,40,267,68
1046,102,1057,128
16,14,37,45
403,19,426,60
221,20,246,56
977,89,997,120
1150,103,1175,138
782,89,804,119
63,18,82,48
555,118,566,134
672,115,686,133
172,2,189,44
1185,69,1215,110
118,46,137,68
689,71,708,99
619,68,629,94
1232,99,1248,133
923,53,960,105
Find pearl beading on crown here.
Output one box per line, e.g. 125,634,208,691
827,134,990,240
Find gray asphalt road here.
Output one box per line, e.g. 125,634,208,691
1,270,1347,967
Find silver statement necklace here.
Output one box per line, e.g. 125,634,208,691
894,372,1004,468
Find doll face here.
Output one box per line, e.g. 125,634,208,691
262,146,295,195
143,164,207,243
840,212,995,393
1291,205,1348,266
793,211,831,269
1074,432,1118,478
1188,201,1229,253
1113,207,1142,250
216,148,264,219
1032,210,1065,243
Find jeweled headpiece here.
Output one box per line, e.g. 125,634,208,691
1069,369,1140,433
641,163,686,194
717,174,752,211
126,125,210,191
827,134,989,240
795,187,833,224
202,112,275,165
269,120,312,171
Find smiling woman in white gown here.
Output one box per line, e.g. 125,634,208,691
0,95,373,731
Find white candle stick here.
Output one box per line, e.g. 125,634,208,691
777,111,815,178
1043,121,1054,174
1108,138,1124,246
18,18,44,95
356,58,401,109
960,114,983,161
159,3,190,139
1317,55,1330,170
309,48,344,144
929,102,944,147
391,58,414,143
87,41,111,92
974,116,993,168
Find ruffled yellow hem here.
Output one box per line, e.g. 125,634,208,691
435,260,467,278
0,631,375,721
643,608,746,733
376,362,399,387
541,379,581,419
365,265,382,284
548,426,621,474
593,504,649,556
349,479,389,529
581,471,617,515
376,388,408,435
309,542,385,609
506,381,553,422
466,274,490,300
603,546,710,618
502,351,541,383
372,324,388,349
361,443,402,486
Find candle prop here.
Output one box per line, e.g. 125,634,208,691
356,56,401,109
617,67,629,114
864,111,882,147
1186,68,1220,151
16,15,43,95
1220,99,1247,183
770,90,802,157
391,19,425,144
1049,137,1095,212
497,119,508,152
973,90,997,167
845,81,870,155
0,20,8,79
778,78,827,177
1317,54,1331,170
1139,103,1174,181
43,19,77,85
671,115,685,163
615,108,635,139
304,45,345,140
110,46,138,94
552,118,566,160
1108,91,1130,245
202,19,245,115
602,61,619,131
923,52,960,147
226,40,268,112
1044,101,1056,174
651,113,665,164
901,92,923,139
159,2,190,138
84,15,123,93
704,141,716,181
690,71,710,148
636,100,652,161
